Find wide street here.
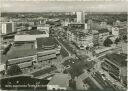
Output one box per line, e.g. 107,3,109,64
56,35,126,91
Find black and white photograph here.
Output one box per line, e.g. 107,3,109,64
0,1,128,91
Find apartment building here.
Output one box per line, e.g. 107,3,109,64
4,36,61,71
1,22,16,34
6,42,36,69
67,29,93,49
101,53,127,86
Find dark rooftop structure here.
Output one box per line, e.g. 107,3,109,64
98,29,109,33
83,77,100,90
6,43,36,59
18,29,47,35
36,37,58,50
27,30,46,35
105,53,127,67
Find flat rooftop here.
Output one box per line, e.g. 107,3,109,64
6,43,36,59
36,37,58,50
6,37,59,60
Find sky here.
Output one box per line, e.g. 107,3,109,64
1,1,128,12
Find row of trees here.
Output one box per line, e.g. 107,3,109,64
3,44,12,55
103,35,127,47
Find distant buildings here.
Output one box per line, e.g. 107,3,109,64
37,24,50,33
100,22,107,29
112,20,127,38
87,20,101,31
61,20,69,26
111,20,127,40
113,20,127,27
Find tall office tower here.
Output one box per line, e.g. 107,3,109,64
76,12,82,23
76,11,85,23
1,22,15,34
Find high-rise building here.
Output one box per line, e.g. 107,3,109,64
76,12,85,23
1,22,15,34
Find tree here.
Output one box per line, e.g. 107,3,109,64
114,37,120,44
3,44,12,55
7,64,22,76
69,79,76,90
123,35,127,42
103,38,113,47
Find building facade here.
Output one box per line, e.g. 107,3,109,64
101,53,127,86
67,29,93,49
1,22,15,34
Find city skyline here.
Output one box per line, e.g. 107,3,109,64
1,1,128,12
0,1,127,90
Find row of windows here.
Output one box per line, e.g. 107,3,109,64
8,57,33,65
